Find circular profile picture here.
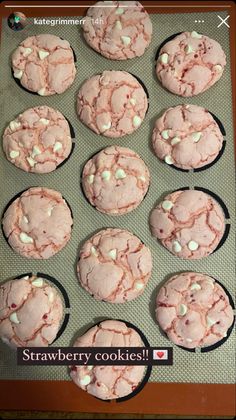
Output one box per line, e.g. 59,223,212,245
7,12,27,31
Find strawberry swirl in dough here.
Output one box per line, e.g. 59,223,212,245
152,104,224,170
156,31,226,97
150,190,225,259
156,272,234,349
0,275,63,347
3,106,72,173
12,34,76,95
83,1,152,60
77,71,148,137
70,320,145,400
77,228,153,303
2,187,73,259
82,146,150,215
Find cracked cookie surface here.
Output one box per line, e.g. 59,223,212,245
156,32,226,97
82,146,150,215
70,320,145,400
83,1,152,60
156,272,234,349
0,275,63,347
77,70,148,137
2,187,73,259
12,34,76,95
152,104,224,170
3,106,72,173
77,228,152,303
150,190,225,259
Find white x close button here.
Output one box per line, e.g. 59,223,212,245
217,15,230,28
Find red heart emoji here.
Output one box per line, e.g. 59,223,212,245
156,351,164,358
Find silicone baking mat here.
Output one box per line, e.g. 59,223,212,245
0,9,235,388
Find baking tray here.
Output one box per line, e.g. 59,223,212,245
0,0,235,416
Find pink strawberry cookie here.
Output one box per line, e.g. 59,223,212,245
82,146,150,215
3,106,72,173
156,32,226,97
150,189,225,259
156,272,234,349
12,34,76,95
2,187,73,259
77,228,152,303
83,1,152,60
70,320,145,400
152,104,224,170
77,70,148,137
0,275,63,347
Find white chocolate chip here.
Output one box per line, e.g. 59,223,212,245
87,174,94,184
121,36,131,46
10,312,20,324
190,283,201,291
130,98,136,106
47,207,53,217
10,150,20,159
87,365,93,370
20,232,33,244
162,200,174,211
53,142,62,153
138,176,146,182
161,130,170,140
115,168,126,179
32,278,44,287
191,31,202,39
101,121,111,131
23,216,29,224
223,332,227,338
101,170,111,181
213,64,223,73
14,69,23,79
38,88,46,96
22,47,32,57
178,304,187,316
48,292,54,303
115,7,124,15
79,375,91,386
23,276,29,280
135,282,144,291
159,53,169,64
133,115,142,128
26,157,36,167
115,20,122,30
188,240,199,251
171,137,181,146
108,249,117,260
39,118,50,125
38,50,50,60
164,155,174,165
31,146,41,158
206,316,216,327
192,132,202,143
185,105,190,109
185,44,194,54
10,120,21,131
172,240,182,253
186,338,193,343
91,246,98,257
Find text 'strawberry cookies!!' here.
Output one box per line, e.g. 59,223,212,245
2,187,73,259
11,34,76,95
156,32,226,97
77,71,148,137
156,272,234,349
77,228,152,303
83,1,152,60
70,320,145,400
82,146,150,215
150,190,225,259
3,106,73,173
152,104,224,170
0,275,63,347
